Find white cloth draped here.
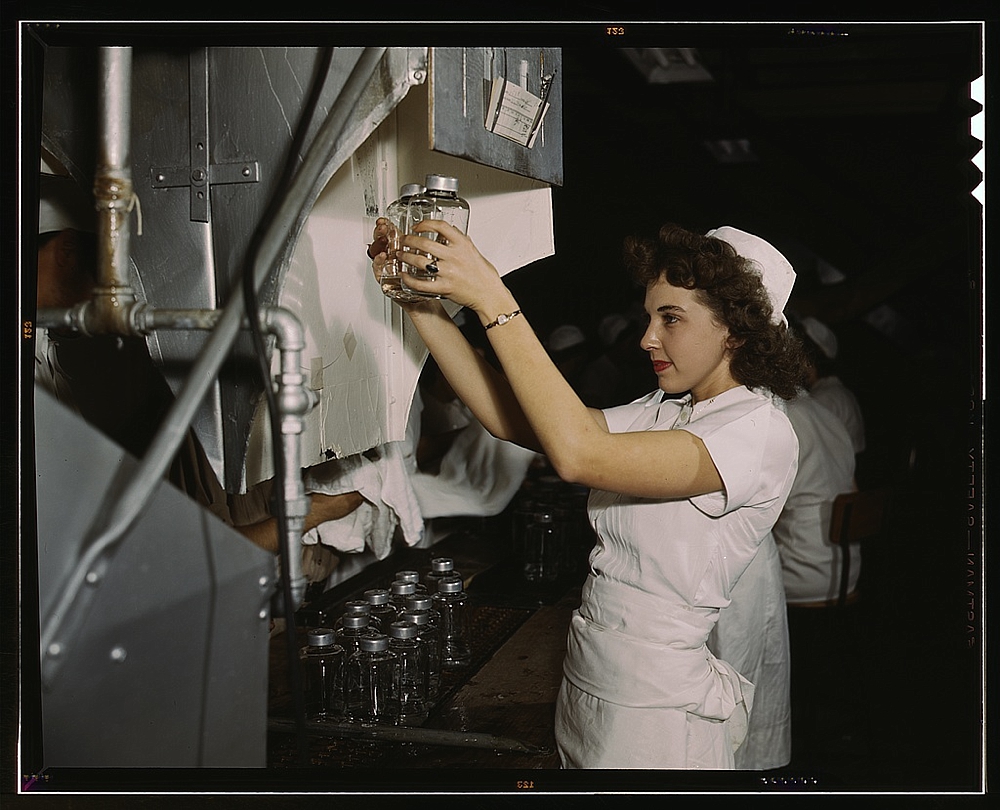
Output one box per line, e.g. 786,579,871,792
302,442,425,560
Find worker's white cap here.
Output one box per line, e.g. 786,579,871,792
546,324,586,353
800,315,839,360
705,226,796,326
598,313,630,348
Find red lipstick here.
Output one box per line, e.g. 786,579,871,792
652,360,671,372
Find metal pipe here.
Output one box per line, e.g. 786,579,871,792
83,46,142,336
39,305,315,684
40,46,388,681
263,306,316,606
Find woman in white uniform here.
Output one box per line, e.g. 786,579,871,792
369,220,808,769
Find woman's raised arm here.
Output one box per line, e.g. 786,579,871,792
394,220,725,501
370,218,543,452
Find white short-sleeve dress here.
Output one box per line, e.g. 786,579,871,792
554,385,799,769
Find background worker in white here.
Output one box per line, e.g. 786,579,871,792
773,381,858,760
797,315,866,456
774,389,858,605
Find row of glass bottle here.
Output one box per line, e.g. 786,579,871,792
299,559,470,726
379,174,470,303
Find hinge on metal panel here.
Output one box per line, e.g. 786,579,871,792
149,48,260,223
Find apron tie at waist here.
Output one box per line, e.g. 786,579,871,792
563,576,754,743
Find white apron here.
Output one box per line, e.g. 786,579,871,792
554,388,799,769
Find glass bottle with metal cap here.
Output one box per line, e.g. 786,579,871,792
387,620,429,725
405,594,441,626
424,557,462,595
333,600,372,632
363,588,397,631
390,580,417,617
345,633,398,725
401,608,441,701
524,511,563,582
405,174,471,294
335,613,374,660
395,569,429,595
380,182,426,303
432,575,472,668
299,627,346,722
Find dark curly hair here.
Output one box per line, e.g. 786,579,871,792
622,223,809,400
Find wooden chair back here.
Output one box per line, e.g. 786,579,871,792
829,488,892,607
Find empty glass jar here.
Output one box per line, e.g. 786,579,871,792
401,608,442,701
395,569,429,595
387,621,429,726
424,557,462,595
432,575,471,669
336,613,374,660
345,633,397,725
299,628,345,722
380,182,426,303
390,580,418,617
404,174,471,297
363,588,397,632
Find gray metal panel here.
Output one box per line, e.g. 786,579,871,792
34,386,274,767
430,47,563,186
41,46,424,494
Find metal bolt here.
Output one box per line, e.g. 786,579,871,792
47,643,62,657
110,646,127,663
85,571,100,585
155,173,165,183
242,166,251,177
413,69,425,82
259,609,268,620
258,576,270,588
191,169,206,182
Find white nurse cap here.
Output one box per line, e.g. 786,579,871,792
705,225,795,326
546,324,586,353
799,315,839,359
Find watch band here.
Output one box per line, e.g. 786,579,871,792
484,310,522,330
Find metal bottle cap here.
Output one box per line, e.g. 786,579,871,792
402,610,429,626
343,600,371,615
391,580,416,596
437,576,464,594
430,557,454,573
364,588,391,605
389,621,419,639
307,628,337,646
340,615,370,629
406,595,433,612
399,183,425,198
424,174,459,192
359,634,390,652
395,570,420,583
